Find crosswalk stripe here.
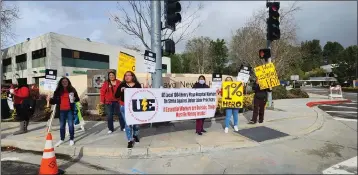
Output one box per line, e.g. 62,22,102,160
320,105,357,109
326,111,357,114
334,118,357,122
322,156,357,174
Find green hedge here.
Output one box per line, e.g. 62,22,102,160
342,87,358,93
272,86,309,100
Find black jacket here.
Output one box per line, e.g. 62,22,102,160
253,83,271,100
192,82,209,89
50,88,80,117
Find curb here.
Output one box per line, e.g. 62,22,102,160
306,99,352,107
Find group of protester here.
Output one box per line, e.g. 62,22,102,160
8,71,270,149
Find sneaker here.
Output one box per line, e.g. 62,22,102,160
55,140,64,147
133,135,140,143
107,130,113,134
201,129,207,133
196,132,202,136
127,141,134,148
258,120,264,123
234,125,239,132
248,121,256,124
80,125,85,131
122,128,126,132
224,127,229,133
69,140,74,146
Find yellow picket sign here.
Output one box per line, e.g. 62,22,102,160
221,81,244,108
254,63,280,90
117,52,136,79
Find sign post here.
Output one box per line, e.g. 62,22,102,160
44,69,58,133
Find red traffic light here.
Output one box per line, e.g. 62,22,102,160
259,49,271,59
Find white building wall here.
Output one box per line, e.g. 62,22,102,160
1,32,171,84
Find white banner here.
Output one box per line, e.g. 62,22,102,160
237,69,250,83
124,88,218,125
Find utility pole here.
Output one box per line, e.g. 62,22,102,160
150,0,162,88
266,40,273,108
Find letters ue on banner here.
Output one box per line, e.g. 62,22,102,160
254,63,280,90
124,88,217,125
221,82,244,108
117,52,136,79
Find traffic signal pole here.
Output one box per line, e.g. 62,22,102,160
266,40,273,108
150,0,162,88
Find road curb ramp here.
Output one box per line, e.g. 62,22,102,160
306,99,352,107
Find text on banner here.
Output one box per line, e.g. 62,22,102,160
254,63,280,90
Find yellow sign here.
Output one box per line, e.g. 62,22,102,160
117,52,136,79
254,63,280,90
221,81,244,108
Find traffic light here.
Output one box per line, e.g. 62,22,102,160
164,39,175,55
266,2,280,41
259,49,271,59
164,0,182,31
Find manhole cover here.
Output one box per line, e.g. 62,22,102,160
238,126,289,142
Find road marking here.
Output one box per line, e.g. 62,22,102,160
1,157,20,161
322,156,357,174
345,102,357,105
334,118,357,122
320,105,357,109
326,111,357,114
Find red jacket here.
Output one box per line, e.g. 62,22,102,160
13,86,30,104
100,80,121,104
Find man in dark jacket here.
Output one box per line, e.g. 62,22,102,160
249,79,272,124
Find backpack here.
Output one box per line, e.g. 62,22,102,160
21,87,37,117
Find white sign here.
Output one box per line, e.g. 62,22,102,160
144,50,156,73
43,79,57,92
290,75,299,81
237,68,250,83
144,60,156,73
124,88,218,125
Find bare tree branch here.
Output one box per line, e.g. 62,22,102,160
109,1,203,50
1,0,20,48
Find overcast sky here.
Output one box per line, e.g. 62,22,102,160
5,1,357,53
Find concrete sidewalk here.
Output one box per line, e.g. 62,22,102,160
1,98,326,158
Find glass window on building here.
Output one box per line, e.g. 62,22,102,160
61,48,109,69
32,48,46,68
15,54,27,71
162,64,167,73
2,58,12,73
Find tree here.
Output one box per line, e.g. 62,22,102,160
322,41,344,64
169,54,182,73
209,39,229,73
1,0,20,48
332,45,358,85
184,36,212,74
229,2,302,78
300,39,323,72
109,1,203,50
180,53,191,73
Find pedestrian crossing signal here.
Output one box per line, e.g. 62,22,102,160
259,49,271,59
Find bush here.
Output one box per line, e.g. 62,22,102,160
96,104,106,116
342,87,358,93
288,88,309,98
272,86,288,100
243,94,254,110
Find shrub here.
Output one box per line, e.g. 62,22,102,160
96,104,106,116
342,87,358,93
243,94,254,110
272,86,288,100
288,88,309,98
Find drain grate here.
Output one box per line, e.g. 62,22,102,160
238,126,289,142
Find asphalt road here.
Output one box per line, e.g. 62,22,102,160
301,87,357,122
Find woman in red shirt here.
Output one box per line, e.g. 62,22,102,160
47,77,80,147
10,78,30,135
100,71,125,134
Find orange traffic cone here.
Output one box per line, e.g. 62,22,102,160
39,133,58,175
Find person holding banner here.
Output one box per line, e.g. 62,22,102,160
10,78,31,135
100,71,125,134
222,77,240,133
115,71,142,148
193,75,210,135
47,77,80,147
249,79,271,124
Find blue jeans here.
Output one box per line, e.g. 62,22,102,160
120,105,139,141
105,102,125,132
59,110,74,140
225,108,239,128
